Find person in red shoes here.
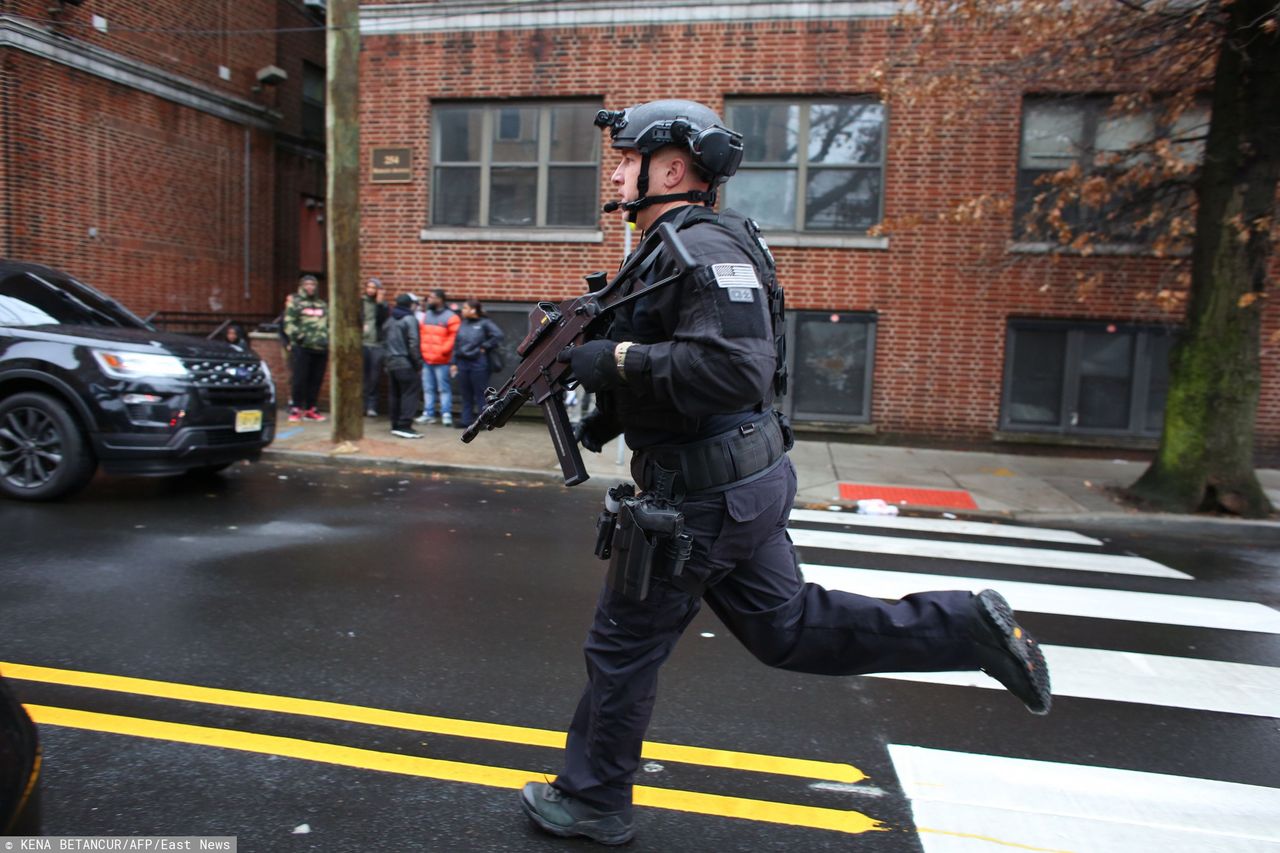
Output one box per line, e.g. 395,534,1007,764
283,274,329,422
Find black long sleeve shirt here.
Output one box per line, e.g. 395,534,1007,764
603,204,778,449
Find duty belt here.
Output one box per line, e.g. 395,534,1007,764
631,412,789,498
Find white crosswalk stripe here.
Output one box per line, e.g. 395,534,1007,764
788,526,1191,579
784,511,1280,851
870,643,1280,717
799,563,1280,633
889,745,1280,853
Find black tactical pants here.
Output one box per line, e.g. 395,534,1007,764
290,346,328,411
362,344,386,412
554,457,981,813
387,362,423,431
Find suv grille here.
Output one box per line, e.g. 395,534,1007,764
185,359,267,387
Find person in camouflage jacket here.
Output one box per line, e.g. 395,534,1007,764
283,275,329,422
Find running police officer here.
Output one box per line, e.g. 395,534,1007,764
520,100,1051,846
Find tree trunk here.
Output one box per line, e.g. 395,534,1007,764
1128,0,1279,517
326,0,363,443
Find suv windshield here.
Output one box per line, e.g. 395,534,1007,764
0,270,150,329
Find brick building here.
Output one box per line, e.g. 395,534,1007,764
0,0,326,328
355,0,1279,460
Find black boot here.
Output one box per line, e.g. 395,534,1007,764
970,590,1052,715
520,782,635,846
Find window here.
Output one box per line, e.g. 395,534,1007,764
0,272,143,328
782,311,877,423
298,197,325,274
477,303,534,378
302,62,325,142
724,99,886,234
431,103,600,229
1001,320,1175,436
1015,96,1208,243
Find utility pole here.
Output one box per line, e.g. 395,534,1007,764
326,0,362,442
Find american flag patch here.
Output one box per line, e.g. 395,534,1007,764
711,263,760,289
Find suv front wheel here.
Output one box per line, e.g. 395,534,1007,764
0,392,97,501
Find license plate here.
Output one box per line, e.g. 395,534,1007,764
235,409,263,433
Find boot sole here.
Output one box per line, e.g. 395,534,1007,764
519,788,636,846
976,590,1052,715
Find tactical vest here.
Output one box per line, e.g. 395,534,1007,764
670,204,788,409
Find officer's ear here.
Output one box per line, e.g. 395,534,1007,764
655,149,691,192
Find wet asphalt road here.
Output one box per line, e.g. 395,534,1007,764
1,461,1278,852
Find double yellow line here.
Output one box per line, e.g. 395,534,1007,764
5,662,883,835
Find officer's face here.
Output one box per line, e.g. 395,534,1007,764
611,148,693,230
610,149,643,205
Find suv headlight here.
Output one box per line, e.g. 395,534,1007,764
260,359,276,398
92,349,190,380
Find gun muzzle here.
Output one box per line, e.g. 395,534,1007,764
459,387,527,444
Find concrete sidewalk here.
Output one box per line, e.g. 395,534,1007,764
265,413,1280,529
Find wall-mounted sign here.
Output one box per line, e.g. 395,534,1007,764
370,147,413,183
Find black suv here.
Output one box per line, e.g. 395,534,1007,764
0,261,276,500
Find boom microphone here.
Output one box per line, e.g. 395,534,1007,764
601,200,622,213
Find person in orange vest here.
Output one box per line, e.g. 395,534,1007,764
415,288,461,426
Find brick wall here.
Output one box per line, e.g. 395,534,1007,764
2,51,278,316
2,1,325,321
0,50,11,258
11,0,276,98
272,1,329,142
356,15,1280,458
269,1,328,317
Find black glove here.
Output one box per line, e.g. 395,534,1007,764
575,408,621,453
557,339,625,392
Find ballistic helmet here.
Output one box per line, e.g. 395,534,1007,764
594,99,744,218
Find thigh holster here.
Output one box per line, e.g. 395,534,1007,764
595,484,693,602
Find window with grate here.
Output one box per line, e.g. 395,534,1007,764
782,311,878,423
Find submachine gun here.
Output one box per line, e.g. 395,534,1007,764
460,223,696,486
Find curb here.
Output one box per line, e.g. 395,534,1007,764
1015,510,1280,537
262,448,1280,535
261,448,566,485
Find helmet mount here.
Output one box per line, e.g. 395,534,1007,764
595,101,744,222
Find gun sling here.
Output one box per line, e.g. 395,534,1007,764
631,411,789,497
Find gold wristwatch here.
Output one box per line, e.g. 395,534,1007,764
614,342,633,381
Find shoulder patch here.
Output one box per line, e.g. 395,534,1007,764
711,263,761,290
